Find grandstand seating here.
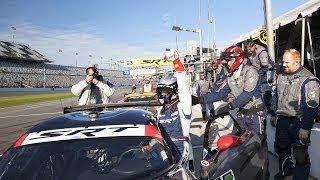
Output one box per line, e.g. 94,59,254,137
0,59,138,88
0,59,136,88
0,41,138,88
0,41,50,62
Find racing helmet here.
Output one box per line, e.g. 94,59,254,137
220,46,244,74
156,73,178,104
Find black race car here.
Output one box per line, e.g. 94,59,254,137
0,101,268,180
200,113,269,180
0,101,195,180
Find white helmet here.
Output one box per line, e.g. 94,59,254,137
156,73,178,104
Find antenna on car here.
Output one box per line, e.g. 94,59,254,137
63,100,162,114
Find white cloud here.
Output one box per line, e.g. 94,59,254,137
0,22,164,67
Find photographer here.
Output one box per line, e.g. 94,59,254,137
71,66,114,105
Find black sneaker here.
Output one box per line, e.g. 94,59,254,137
273,172,293,179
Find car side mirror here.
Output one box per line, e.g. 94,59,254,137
217,134,243,150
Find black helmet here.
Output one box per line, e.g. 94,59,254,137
156,73,178,104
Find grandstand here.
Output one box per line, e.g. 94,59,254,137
0,40,137,88
0,41,51,63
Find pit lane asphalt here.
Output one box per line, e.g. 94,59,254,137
0,91,315,180
0,95,209,178
0,89,129,153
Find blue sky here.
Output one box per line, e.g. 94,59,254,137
0,0,309,67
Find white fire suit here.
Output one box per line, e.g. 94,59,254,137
157,71,192,167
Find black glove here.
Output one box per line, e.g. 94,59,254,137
215,103,232,117
191,95,200,105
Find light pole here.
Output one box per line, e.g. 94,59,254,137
110,58,113,70
75,52,78,67
209,17,216,59
207,0,210,48
89,55,92,65
100,57,103,68
209,17,216,48
198,0,203,71
43,66,46,88
11,26,16,42
172,25,203,71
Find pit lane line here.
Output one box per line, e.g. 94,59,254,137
0,99,76,115
1,98,76,108
0,101,60,110
0,103,62,115
0,100,65,110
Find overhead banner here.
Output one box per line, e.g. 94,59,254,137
123,58,172,67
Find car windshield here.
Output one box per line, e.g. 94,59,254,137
0,137,173,180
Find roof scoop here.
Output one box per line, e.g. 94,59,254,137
88,112,99,120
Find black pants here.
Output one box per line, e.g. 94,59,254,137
274,116,311,180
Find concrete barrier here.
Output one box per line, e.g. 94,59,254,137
0,87,129,92
0,88,70,92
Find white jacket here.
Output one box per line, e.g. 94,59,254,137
71,80,115,105
157,71,192,167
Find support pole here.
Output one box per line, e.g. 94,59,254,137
263,0,275,61
199,29,203,71
199,0,203,71
306,17,316,76
301,18,306,66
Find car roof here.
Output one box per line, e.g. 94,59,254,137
28,108,155,133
